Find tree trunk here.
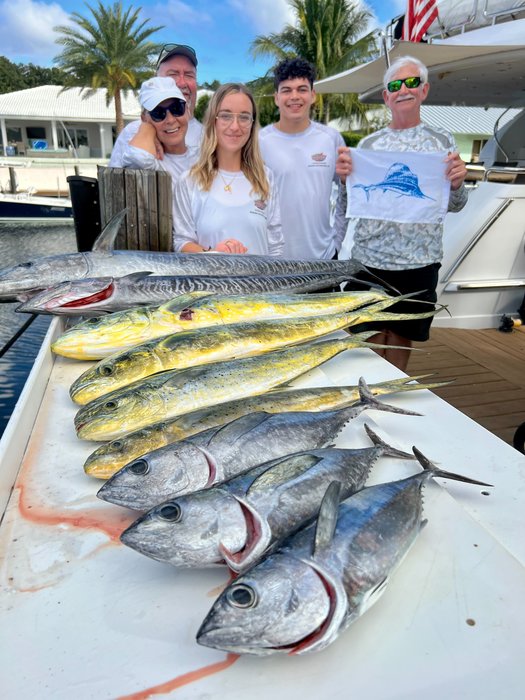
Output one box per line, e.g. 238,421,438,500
114,89,124,135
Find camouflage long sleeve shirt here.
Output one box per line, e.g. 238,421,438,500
351,123,468,270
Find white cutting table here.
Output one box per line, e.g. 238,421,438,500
1,320,524,699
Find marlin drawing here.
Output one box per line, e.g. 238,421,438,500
352,162,435,201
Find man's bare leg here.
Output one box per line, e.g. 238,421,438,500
367,330,413,372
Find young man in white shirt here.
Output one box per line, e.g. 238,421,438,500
259,57,346,261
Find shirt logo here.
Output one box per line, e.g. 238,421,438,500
254,199,267,210
311,153,327,162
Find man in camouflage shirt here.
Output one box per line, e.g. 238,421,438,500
336,55,468,370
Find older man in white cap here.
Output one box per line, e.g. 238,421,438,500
109,43,202,166
121,76,199,181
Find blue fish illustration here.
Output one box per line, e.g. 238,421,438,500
352,162,435,201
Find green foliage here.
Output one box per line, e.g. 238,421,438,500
199,79,220,90
340,131,363,146
0,56,68,93
53,1,163,133
194,93,211,122
249,0,378,125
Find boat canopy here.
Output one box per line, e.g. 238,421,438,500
314,21,525,108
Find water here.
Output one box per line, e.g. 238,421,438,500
0,221,77,437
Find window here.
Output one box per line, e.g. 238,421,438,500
471,138,488,163
58,127,89,149
26,126,46,140
7,127,22,142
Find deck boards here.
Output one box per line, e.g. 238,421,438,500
407,326,525,447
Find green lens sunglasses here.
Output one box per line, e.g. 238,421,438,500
386,76,422,92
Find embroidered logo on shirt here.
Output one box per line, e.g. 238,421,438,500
254,199,267,210
311,153,327,162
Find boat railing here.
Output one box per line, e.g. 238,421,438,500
482,0,525,24
483,165,525,181
385,0,525,45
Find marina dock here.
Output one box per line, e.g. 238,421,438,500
407,326,525,448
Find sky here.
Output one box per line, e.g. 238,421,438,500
0,0,407,85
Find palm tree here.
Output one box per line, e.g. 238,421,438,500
250,0,377,125
54,1,162,134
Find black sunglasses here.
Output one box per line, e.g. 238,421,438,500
386,76,422,93
156,43,197,68
148,98,186,122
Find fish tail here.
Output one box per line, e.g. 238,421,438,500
361,308,437,324
412,446,494,487
364,423,415,459
368,374,453,393
358,377,422,417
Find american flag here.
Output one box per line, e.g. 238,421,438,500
402,0,439,42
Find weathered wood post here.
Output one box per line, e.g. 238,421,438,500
97,166,174,251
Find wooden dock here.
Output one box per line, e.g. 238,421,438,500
407,326,525,448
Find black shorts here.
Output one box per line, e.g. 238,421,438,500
344,263,441,342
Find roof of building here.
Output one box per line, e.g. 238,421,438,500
0,85,142,122
0,85,214,124
420,105,521,135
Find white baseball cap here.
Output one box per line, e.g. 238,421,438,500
139,77,186,111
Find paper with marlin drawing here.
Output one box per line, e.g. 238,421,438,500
346,149,450,223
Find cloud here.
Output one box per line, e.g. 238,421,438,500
227,0,296,34
149,0,213,27
0,0,71,64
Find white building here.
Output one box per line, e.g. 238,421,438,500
0,85,212,159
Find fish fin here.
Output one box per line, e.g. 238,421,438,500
91,209,127,252
120,272,155,283
412,446,494,487
420,518,429,531
366,576,389,608
247,453,322,496
161,292,214,313
358,377,422,417
363,423,415,460
206,411,274,448
313,481,342,558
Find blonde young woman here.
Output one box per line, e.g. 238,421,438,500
173,83,284,255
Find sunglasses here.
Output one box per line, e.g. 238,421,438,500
386,76,422,92
156,43,197,68
148,98,186,122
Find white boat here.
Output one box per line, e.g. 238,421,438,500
317,0,525,328
0,191,73,222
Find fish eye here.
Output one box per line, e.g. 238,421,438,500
226,584,258,609
99,364,114,376
110,440,123,450
88,317,101,324
20,262,33,268
158,502,182,522
127,459,149,475
103,400,118,410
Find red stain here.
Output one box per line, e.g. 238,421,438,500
17,482,136,542
117,653,239,699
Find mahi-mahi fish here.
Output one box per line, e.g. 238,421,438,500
96,379,421,511
52,289,404,360
69,294,436,401
84,375,448,479
197,450,492,656
16,271,354,315
120,425,415,571
74,334,417,441
0,210,365,302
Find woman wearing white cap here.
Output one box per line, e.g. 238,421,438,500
173,83,283,256
121,76,199,182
